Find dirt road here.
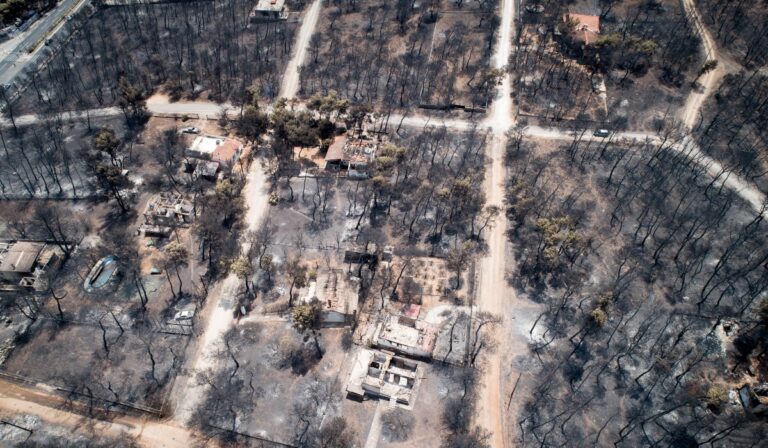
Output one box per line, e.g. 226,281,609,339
279,0,322,99
171,0,315,423
0,379,194,447
679,0,730,129
472,0,516,446
171,156,270,424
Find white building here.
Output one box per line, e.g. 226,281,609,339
187,135,243,168
251,0,288,22
373,314,438,359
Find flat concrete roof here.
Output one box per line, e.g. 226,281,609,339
0,242,44,273
377,315,437,354
256,0,285,12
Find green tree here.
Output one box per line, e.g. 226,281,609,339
287,260,308,307
307,91,349,119
270,106,319,158
237,105,269,144
94,164,131,212
164,241,189,298
92,128,121,166
230,256,253,295
692,60,718,85
117,77,147,124
346,104,372,138
292,302,322,357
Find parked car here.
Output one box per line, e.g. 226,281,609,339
593,129,610,137
174,310,195,321
180,127,200,134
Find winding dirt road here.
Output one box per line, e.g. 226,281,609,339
1,2,762,446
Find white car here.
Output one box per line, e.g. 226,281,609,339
174,310,195,320
180,127,200,134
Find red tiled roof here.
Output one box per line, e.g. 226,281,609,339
325,136,347,162
564,13,601,45
211,139,242,164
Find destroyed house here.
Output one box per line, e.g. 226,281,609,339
373,314,437,359
194,160,220,180
324,136,377,177
0,241,62,291
344,243,392,265
347,349,421,406
142,193,194,228
300,270,360,326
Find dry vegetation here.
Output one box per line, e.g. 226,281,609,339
689,0,768,195
504,130,768,445
695,71,768,193
7,0,299,116
515,0,703,128
0,111,248,420
300,0,500,111
697,0,768,67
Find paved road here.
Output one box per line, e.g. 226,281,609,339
0,0,86,86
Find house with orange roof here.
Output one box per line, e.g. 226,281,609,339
187,135,243,170
563,13,601,45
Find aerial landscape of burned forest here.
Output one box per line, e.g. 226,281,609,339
300,0,501,112
0,0,766,447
